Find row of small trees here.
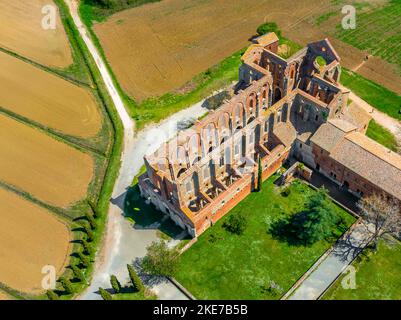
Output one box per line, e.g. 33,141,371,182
99,264,144,300
46,204,101,300
99,240,180,300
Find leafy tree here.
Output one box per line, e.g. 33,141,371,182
110,275,122,293
257,22,282,37
141,241,180,277
257,155,263,192
71,265,86,283
223,213,248,235
127,265,144,292
358,193,401,251
59,277,74,295
288,187,338,244
46,290,59,300
99,287,113,300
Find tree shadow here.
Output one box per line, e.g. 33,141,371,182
132,257,166,287
124,184,191,241
269,212,310,247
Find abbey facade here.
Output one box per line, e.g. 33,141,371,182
139,33,401,237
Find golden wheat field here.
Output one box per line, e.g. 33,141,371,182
94,0,401,100
0,114,94,208
0,0,72,68
0,187,71,294
0,51,102,138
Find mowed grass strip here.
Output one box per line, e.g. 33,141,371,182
176,177,355,300
323,238,401,300
0,114,94,208
0,51,102,138
341,69,401,120
366,120,399,152
0,0,73,68
0,187,71,295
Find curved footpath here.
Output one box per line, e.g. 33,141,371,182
65,0,202,300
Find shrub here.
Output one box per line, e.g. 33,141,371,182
257,22,282,37
110,275,122,293
223,213,247,235
281,186,291,197
127,265,144,292
46,290,59,300
99,287,112,300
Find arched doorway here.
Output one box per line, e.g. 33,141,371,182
274,87,282,103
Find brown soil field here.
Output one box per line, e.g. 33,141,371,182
94,0,401,101
0,51,102,138
0,114,94,208
0,0,72,68
0,187,71,294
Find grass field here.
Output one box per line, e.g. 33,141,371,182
175,177,355,300
0,51,102,138
0,188,71,295
323,238,401,300
366,120,399,152
0,0,73,68
341,68,401,120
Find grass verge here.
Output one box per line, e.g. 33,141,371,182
366,120,399,152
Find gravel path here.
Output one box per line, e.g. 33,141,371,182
65,0,210,300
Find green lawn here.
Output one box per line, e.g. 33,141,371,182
175,176,355,300
366,120,399,152
341,68,401,120
323,238,401,300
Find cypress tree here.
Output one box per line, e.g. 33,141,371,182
78,251,90,268
71,265,86,283
85,212,97,230
82,239,93,256
99,287,113,300
46,290,59,300
127,264,144,292
257,155,263,192
110,275,121,293
83,224,94,242
88,201,100,218
59,277,73,295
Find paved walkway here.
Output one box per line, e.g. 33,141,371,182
287,222,372,300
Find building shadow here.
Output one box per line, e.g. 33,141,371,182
124,184,191,241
